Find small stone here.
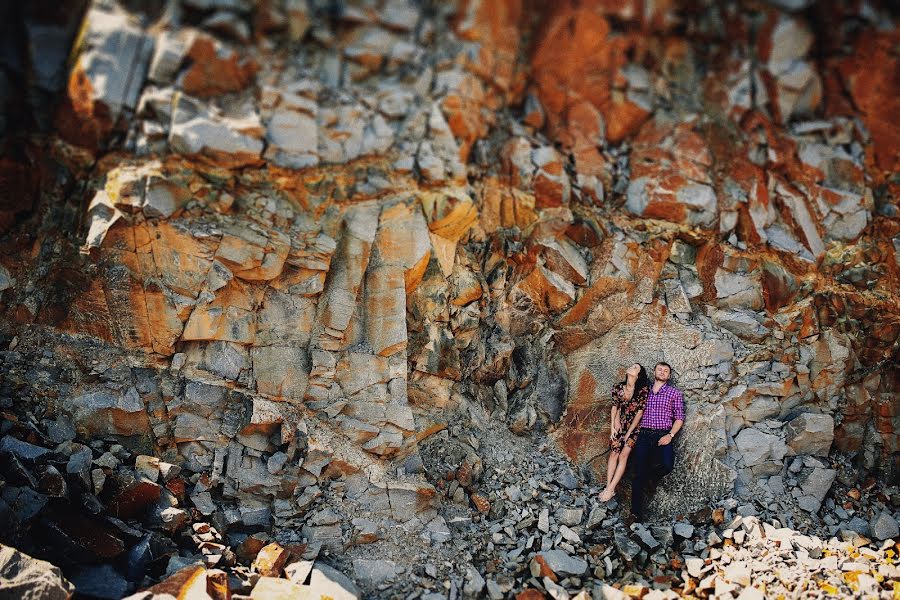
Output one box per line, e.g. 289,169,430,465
309,563,359,599
159,507,189,533
614,529,642,561
266,452,288,474
673,522,694,538
557,467,578,490
538,508,550,533
191,492,217,516
870,511,899,541
353,559,398,586
559,525,581,544
463,565,485,596
505,485,522,502
556,508,583,526
535,550,587,576
253,543,289,577
724,561,751,586
134,455,160,481
284,560,314,585
91,468,106,495
471,493,490,514
633,524,659,550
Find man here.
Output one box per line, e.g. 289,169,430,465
630,361,685,522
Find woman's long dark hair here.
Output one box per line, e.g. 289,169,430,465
619,365,650,398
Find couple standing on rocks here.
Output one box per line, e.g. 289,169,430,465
599,362,685,523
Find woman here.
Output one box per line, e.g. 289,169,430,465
599,363,650,502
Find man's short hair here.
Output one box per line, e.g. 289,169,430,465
655,361,672,370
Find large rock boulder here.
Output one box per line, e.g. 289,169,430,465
785,413,834,457
734,427,787,467
0,544,75,600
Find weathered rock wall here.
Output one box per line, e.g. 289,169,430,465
0,0,897,594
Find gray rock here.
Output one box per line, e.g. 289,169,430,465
266,452,289,474
677,183,718,227
142,177,185,218
0,436,49,461
768,475,785,495
669,240,697,265
708,307,770,341
69,564,130,600
285,560,315,585
784,413,834,457
556,507,583,526
164,556,203,577
557,467,578,490
870,511,899,541
148,29,192,84
633,524,660,550
3,486,47,521
66,445,93,477
427,516,451,544
169,98,264,167
485,579,503,600
76,7,153,120
846,516,870,536
44,418,76,444
614,529,642,561
734,427,786,467
505,485,521,502
463,566,485,597
0,543,74,600
800,467,836,504
673,522,694,538
536,549,587,576
0,265,12,292
650,524,674,548
585,507,605,530
310,563,359,600
714,269,763,309
538,508,550,533
190,492,217,516
352,559,398,586
797,495,821,513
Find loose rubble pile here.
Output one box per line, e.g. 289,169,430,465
1,413,899,599
0,0,898,598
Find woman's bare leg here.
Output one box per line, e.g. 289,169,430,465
606,445,633,496
600,451,620,501
605,451,620,488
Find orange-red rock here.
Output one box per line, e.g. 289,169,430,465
836,31,899,175
531,4,650,153
182,34,259,98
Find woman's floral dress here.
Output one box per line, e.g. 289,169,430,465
609,382,648,452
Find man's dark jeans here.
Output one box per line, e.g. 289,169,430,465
631,428,675,520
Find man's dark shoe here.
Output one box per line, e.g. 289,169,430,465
624,513,639,527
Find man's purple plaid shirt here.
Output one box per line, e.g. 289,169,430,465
639,383,685,430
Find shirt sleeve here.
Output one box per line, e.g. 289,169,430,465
611,384,620,407
672,388,685,422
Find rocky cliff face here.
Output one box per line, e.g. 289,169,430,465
0,0,897,598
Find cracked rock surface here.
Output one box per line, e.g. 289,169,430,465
0,0,897,598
